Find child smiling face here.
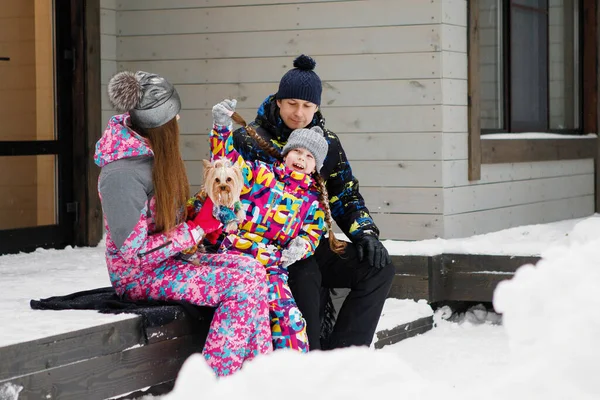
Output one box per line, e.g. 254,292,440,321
284,147,317,174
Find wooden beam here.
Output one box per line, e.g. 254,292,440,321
2,335,203,400
430,254,541,303
467,0,482,181
481,138,597,164
595,0,600,213
84,0,103,245
583,0,598,134
71,0,102,247
373,316,433,349
0,318,143,381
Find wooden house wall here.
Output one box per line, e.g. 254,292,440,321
98,0,594,240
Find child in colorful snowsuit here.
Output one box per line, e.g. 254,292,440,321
95,71,272,377
208,99,347,352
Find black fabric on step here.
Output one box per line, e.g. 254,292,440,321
30,287,214,330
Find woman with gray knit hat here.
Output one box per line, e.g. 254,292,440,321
232,54,395,351
207,98,346,352
95,71,272,376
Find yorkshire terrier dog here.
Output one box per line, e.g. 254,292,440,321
198,157,245,233
180,157,244,263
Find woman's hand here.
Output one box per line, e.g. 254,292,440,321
212,99,237,126
188,197,223,243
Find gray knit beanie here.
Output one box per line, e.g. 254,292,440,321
282,126,328,172
107,71,181,129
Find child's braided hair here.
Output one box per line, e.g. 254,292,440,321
231,112,346,255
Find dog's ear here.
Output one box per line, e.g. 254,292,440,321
202,159,212,170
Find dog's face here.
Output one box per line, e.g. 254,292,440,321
202,157,244,208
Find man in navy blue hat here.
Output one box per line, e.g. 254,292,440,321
232,54,395,350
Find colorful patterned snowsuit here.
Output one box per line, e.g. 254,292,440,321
210,122,326,352
94,114,273,376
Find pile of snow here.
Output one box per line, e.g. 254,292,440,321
491,217,600,400
157,216,600,400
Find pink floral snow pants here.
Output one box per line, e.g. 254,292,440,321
121,252,273,376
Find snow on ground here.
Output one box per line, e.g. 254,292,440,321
383,215,596,256
1,215,599,400
159,215,600,400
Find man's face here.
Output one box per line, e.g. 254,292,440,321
276,99,318,130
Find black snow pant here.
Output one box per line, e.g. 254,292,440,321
287,238,395,350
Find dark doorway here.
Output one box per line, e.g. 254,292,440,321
0,0,102,254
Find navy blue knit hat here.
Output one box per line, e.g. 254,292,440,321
276,55,322,106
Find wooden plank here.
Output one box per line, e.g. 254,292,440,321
441,50,468,79
188,183,441,217
433,271,511,302
117,26,442,61
583,0,598,134
594,0,600,213
100,60,117,84
185,158,442,187
117,0,433,11
118,53,442,83
442,79,468,106
373,316,434,349
180,132,446,162
100,33,116,61
352,160,441,187
180,134,211,161
442,105,468,132
444,174,595,214
100,0,116,9
178,106,443,135
443,158,595,187
442,0,468,26
387,275,430,300
0,317,143,381
83,0,104,246
341,132,443,160
481,138,598,164
99,8,115,35
144,309,213,345
441,253,540,274
372,213,443,241
467,0,481,180
101,110,114,128
441,25,467,52
443,195,595,238
442,132,468,160
117,2,442,35
391,255,430,276
176,79,445,110
2,334,203,400
362,187,442,214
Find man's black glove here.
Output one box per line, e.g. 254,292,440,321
355,235,391,269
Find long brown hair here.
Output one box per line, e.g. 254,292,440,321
231,112,346,254
135,117,189,233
